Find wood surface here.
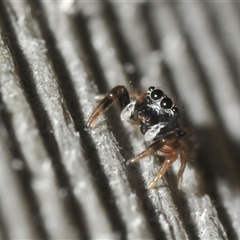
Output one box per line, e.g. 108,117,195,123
0,1,240,239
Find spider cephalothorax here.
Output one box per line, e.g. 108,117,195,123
121,86,182,142
87,86,188,189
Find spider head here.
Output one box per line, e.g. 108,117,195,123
146,86,178,116
137,86,180,139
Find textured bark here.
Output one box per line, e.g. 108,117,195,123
0,1,240,239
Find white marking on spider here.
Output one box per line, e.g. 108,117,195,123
121,101,136,121
144,122,168,141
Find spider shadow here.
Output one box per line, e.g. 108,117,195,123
195,126,240,240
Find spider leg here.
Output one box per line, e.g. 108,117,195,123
128,133,177,164
147,140,188,189
95,92,144,101
147,145,178,189
127,139,165,165
177,140,188,189
87,86,130,128
128,132,187,189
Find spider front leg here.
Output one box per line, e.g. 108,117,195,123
87,86,131,128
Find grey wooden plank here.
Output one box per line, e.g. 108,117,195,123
41,1,156,239
0,3,85,239
0,1,239,239
0,119,41,239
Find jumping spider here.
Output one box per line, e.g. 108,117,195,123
87,86,188,189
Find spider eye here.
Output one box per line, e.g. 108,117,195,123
150,89,163,100
160,97,173,109
148,86,155,91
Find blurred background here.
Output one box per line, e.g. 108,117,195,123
0,1,240,239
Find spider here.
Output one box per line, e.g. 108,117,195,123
86,86,188,189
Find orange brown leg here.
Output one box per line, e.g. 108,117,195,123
128,136,188,189
128,139,178,189
87,86,130,128
127,139,165,164
147,145,178,189
94,92,145,102
146,140,188,189
176,140,188,189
